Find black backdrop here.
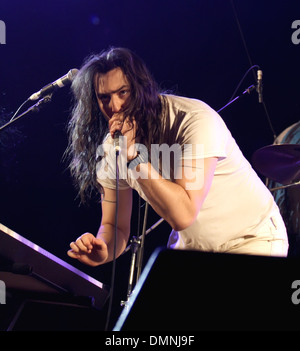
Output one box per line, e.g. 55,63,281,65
0,0,299,328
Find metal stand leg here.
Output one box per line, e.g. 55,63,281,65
121,236,140,307
121,202,149,308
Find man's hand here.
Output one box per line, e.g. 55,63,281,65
109,115,139,161
68,233,109,266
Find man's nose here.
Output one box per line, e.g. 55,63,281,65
109,95,122,113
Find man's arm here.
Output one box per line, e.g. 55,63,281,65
97,186,132,261
109,116,218,232
68,187,132,266
133,157,217,231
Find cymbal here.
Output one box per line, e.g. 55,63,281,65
252,144,300,184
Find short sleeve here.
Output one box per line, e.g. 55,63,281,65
178,107,229,160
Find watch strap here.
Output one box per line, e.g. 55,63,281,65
127,148,149,170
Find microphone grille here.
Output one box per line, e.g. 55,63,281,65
67,68,79,82
257,69,263,79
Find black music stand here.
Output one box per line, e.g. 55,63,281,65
0,223,109,330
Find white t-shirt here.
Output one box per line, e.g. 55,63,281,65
96,94,279,252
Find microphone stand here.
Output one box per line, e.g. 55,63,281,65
0,94,53,133
217,84,255,113
120,213,165,308
121,201,149,308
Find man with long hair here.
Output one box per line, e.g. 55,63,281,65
67,47,288,266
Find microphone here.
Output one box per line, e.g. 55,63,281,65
29,68,78,101
257,69,263,103
113,130,122,154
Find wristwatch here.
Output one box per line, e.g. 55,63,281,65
127,148,149,170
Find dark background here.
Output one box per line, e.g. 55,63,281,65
0,0,299,329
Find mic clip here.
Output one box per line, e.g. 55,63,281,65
30,93,53,113
0,94,53,132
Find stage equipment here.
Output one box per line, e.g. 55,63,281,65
0,68,78,132
0,223,109,330
217,64,263,113
121,202,150,307
217,84,255,113
29,68,78,101
114,247,300,331
252,144,300,186
257,69,263,103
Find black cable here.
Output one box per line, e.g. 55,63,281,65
104,150,119,331
0,98,30,132
227,64,260,103
230,0,277,140
136,201,149,282
261,99,277,141
230,0,256,73
137,196,142,238
0,95,52,132
9,99,30,122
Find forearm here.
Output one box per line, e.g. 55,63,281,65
97,223,128,262
134,163,200,231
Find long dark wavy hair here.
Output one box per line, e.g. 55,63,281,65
66,47,164,203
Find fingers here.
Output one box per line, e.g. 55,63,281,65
67,234,108,266
67,249,79,259
109,116,135,139
109,116,124,138
69,233,94,255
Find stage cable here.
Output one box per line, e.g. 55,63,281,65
104,150,119,331
230,0,277,140
227,64,260,103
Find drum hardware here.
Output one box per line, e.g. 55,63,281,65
252,144,300,185
269,180,300,192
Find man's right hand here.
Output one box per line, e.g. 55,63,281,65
68,233,109,266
